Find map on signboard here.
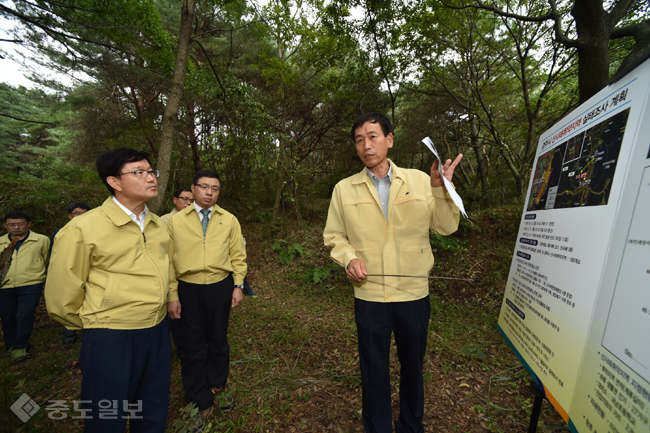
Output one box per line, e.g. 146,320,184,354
527,108,630,211
527,142,567,211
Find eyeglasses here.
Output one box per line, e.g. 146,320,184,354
70,211,87,216
194,183,220,193
6,223,27,228
176,196,194,203
120,169,159,179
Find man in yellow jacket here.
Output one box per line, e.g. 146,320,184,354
160,188,194,224
323,113,463,433
166,170,247,422
45,148,173,433
0,211,50,363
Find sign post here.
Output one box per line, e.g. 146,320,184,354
498,56,650,432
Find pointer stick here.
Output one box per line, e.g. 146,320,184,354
367,274,482,283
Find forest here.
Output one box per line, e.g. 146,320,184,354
1,0,647,230
0,1,649,431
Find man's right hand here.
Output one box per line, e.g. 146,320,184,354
167,300,181,319
347,259,368,283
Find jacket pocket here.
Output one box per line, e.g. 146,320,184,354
99,273,115,309
350,241,380,271
394,194,430,228
394,194,426,205
342,197,375,206
399,238,434,277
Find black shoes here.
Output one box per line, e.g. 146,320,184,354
211,386,236,412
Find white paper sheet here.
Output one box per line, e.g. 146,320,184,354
421,137,468,218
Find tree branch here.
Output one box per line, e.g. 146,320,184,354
607,0,638,31
366,3,395,120
0,112,56,125
191,21,265,39
610,19,650,39
440,0,577,47
191,38,228,101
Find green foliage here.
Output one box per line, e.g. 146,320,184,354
0,158,105,235
271,240,312,266
430,232,468,254
168,403,201,433
461,345,488,359
302,264,338,285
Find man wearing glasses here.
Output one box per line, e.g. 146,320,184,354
45,148,173,433
0,211,50,363
166,170,247,425
160,188,194,224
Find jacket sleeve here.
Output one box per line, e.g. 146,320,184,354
430,185,460,235
323,183,358,269
166,218,178,303
44,225,89,330
228,216,247,286
42,235,51,271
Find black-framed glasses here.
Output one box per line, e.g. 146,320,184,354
194,183,220,193
120,169,159,179
175,196,194,203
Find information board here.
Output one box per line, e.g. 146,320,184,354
498,56,650,433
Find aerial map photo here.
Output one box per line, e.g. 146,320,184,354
527,108,630,212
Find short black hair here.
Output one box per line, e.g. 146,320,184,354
193,170,223,188
174,188,192,198
4,211,30,223
350,112,393,142
96,148,153,195
67,202,91,214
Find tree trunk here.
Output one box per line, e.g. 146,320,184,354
150,0,195,213
571,0,610,103
272,113,286,223
272,31,285,223
469,115,490,208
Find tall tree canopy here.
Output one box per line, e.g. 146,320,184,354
1,0,648,219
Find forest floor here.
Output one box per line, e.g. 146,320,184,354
0,205,570,432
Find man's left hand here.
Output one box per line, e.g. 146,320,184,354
431,154,463,187
232,287,243,307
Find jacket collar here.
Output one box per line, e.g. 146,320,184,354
350,159,406,219
352,159,406,185
183,203,224,216
2,232,35,244
102,196,159,228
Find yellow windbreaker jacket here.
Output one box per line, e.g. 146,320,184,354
323,160,460,302
45,197,172,330
167,204,247,292
159,209,176,224
0,232,50,288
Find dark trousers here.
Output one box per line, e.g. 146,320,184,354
62,325,78,343
0,283,43,351
79,317,172,433
355,296,431,433
169,317,184,359
178,276,233,411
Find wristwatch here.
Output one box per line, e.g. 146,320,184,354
234,284,244,290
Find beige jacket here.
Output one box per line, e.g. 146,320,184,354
167,204,247,293
0,232,50,288
45,197,172,330
323,160,459,302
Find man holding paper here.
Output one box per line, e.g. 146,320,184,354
323,112,462,433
